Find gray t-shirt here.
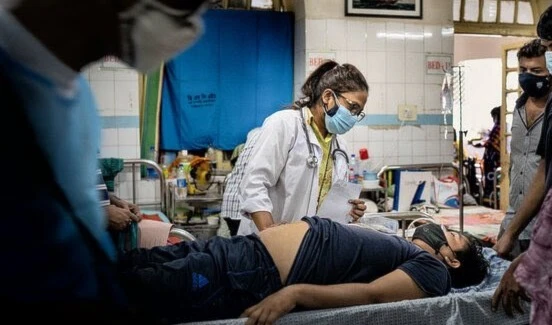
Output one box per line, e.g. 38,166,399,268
287,216,451,297
504,96,544,240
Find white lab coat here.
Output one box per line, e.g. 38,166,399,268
238,107,350,235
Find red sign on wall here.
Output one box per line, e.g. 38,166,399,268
426,55,452,75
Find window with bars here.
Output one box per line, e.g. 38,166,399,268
454,0,539,36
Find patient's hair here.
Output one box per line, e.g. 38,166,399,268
293,60,369,109
449,232,489,288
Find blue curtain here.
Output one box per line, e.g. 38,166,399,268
160,9,294,151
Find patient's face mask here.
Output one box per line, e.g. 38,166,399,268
118,0,205,73
412,223,449,255
324,91,357,135
518,73,550,98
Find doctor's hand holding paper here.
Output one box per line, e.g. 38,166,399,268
237,60,369,235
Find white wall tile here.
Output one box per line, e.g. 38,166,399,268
118,128,139,146
424,25,442,53
384,128,399,141
385,84,405,114
398,125,412,139
88,64,114,81
341,131,354,144
424,84,442,113
383,139,399,158
412,156,427,164
118,145,139,159
411,126,426,140
353,125,369,142
334,50,346,65
366,22,386,52
427,155,441,164
386,52,405,84
89,80,115,112
440,139,454,157
347,51,367,77
115,80,139,115
398,156,413,164
367,127,384,142
306,19,327,50
346,20,367,52
114,69,139,82
426,140,441,156
405,52,424,84
366,52,386,83
383,156,399,166
367,140,383,160
405,83,424,109
385,22,405,52
426,125,441,139
405,23,424,53
327,19,346,50
441,26,454,54
102,129,119,146
100,146,119,158
117,179,134,201
412,140,426,156
365,83,385,115
138,179,156,202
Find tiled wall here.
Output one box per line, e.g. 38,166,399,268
83,61,162,206
294,0,456,172
85,1,458,208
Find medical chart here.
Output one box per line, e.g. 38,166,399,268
317,180,363,224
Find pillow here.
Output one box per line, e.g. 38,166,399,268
450,247,511,293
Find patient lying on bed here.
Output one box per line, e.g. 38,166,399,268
118,216,488,325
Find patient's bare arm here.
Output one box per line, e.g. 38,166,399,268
241,269,426,325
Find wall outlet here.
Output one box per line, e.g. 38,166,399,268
398,104,418,121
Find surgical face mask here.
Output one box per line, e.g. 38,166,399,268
324,91,357,135
118,0,206,73
545,51,552,74
412,223,449,255
518,72,550,98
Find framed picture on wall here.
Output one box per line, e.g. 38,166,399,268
345,0,423,19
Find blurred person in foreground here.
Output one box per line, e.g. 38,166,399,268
0,0,208,322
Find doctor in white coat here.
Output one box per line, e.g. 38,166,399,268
238,60,369,235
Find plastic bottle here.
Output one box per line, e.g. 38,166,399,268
176,164,188,199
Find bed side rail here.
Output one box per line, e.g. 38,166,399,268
122,159,167,215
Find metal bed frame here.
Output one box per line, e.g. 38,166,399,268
376,163,467,232
122,159,168,215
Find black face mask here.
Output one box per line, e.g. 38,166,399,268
518,73,550,98
412,223,448,254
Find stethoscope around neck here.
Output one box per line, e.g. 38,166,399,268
299,108,349,169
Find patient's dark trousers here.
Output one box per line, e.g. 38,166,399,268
119,235,282,323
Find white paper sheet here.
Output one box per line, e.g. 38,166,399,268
317,180,363,224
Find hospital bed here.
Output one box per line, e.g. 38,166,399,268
125,160,521,324
182,247,529,325
118,159,196,242
377,163,505,245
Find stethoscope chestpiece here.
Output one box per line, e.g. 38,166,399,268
307,155,318,168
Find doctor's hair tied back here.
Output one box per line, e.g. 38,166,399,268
293,97,311,109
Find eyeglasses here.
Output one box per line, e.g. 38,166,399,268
337,93,366,122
